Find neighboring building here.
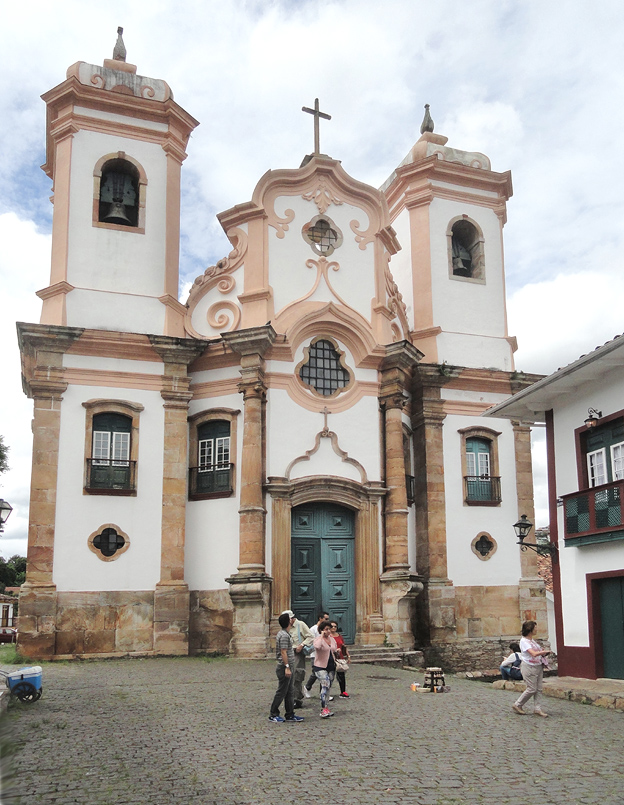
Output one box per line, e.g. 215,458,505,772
16,32,544,668
487,336,624,679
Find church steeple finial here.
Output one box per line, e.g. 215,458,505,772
113,27,127,62
420,103,434,135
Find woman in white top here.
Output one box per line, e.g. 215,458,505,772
512,620,551,717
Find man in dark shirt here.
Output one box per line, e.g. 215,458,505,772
269,611,304,723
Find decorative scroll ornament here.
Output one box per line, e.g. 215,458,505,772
302,180,343,215
269,207,295,239
187,227,247,298
350,218,375,251
207,300,241,332
384,255,410,339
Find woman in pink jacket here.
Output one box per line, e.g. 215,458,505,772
312,619,338,718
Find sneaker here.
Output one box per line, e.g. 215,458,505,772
339,692,349,698
320,708,334,718
284,714,304,722
268,715,285,723
329,696,334,701
512,705,526,715
303,687,311,698
534,709,548,718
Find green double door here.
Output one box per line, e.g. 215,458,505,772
598,576,624,679
291,503,355,643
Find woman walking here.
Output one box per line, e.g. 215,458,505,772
512,620,551,717
312,619,338,718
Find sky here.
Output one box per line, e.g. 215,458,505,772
1,0,623,557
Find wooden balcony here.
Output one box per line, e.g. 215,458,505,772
189,464,234,500
85,459,136,494
562,479,624,543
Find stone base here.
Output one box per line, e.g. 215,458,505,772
153,583,190,655
380,571,424,650
18,588,156,659
17,582,58,659
189,589,233,655
422,637,523,673
226,573,272,658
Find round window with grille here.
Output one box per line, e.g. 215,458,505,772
302,215,343,256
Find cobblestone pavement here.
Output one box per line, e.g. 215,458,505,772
1,657,623,805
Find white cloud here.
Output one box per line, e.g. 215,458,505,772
2,0,624,560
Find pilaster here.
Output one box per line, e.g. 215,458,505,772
222,326,276,658
17,323,83,658
149,336,207,655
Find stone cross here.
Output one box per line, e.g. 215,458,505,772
302,98,331,156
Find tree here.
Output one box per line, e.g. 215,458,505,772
0,436,8,476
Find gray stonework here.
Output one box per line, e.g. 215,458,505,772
421,636,552,673
189,589,233,654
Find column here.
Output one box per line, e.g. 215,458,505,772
149,337,206,655
222,326,276,658
379,342,424,649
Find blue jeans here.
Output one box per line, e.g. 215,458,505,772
313,666,335,708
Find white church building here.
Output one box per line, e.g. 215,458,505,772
17,32,546,668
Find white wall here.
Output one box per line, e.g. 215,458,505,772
552,367,624,647
443,411,522,586
53,383,165,591
185,392,242,591
271,195,375,321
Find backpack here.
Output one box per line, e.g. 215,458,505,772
509,653,523,680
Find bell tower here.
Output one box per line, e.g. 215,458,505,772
38,28,198,336
382,106,515,371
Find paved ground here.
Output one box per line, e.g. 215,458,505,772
1,657,623,805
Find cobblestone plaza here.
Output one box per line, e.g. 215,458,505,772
2,657,623,804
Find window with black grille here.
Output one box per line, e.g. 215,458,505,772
299,339,350,396
93,527,126,558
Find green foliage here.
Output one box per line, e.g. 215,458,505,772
0,556,26,592
0,436,8,476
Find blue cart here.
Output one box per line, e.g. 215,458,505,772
2,666,43,703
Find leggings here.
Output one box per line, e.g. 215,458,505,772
312,666,335,708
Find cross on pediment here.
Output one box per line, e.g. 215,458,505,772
302,98,331,156
321,406,331,436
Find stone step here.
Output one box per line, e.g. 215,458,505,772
346,646,424,668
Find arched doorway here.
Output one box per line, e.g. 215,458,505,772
291,502,355,642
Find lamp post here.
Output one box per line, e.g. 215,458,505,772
0,499,13,534
513,514,557,558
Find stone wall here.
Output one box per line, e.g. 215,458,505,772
55,591,154,656
189,589,233,655
422,637,515,672
454,585,522,639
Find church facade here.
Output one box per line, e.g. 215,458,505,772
17,35,546,668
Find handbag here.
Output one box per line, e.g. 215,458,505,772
335,657,349,673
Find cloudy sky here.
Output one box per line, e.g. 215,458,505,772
1,0,623,557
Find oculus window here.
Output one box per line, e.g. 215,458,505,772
298,338,351,397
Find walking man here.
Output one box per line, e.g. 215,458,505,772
269,612,304,723
283,609,313,709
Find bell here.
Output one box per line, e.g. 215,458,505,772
103,201,132,225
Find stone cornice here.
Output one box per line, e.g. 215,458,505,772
148,335,208,367
221,325,277,359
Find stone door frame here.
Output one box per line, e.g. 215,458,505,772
266,475,387,643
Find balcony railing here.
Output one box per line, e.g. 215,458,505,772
85,459,136,494
189,464,233,499
464,476,501,505
563,479,624,540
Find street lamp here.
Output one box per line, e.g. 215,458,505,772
584,408,602,429
0,499,13,533
513,514,557,558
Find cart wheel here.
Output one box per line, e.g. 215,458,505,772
11,682,38,703
34,687,43,701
